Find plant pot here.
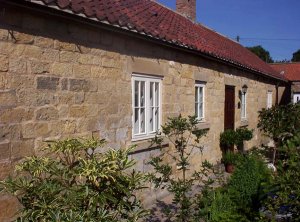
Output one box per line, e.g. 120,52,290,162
225,163,235,173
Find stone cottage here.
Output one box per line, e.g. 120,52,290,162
271,62,300,103
0,0,287,219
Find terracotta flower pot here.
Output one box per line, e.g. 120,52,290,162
225,163,235,173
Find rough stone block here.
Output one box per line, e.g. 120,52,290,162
35,92,58,106
69,79,90,92
69,105,86,118
13,31,34,44
58,105,69,118
35,106,59,121
101,57,121,68
58,92,74,104
74,92,85,104
0,107,34,124
0,141,10,160
78,54,95,65
0,125,21,142
29,60,50,74
0,194,20,222
61,120,77,134
61,78,68,90
116,128,127,141
0,29,9,41
11,139,34,160
0,90,17,107
41,49,59,62
34,36,54,48
37,76,59,90
9,58,27,73
60,51,79,63
24,45,43,59
0,162,12,180
0,55,8,71
54,40,75,51
50,62,72,76
73,64,91,77
22,123,49,139
0,73,8,90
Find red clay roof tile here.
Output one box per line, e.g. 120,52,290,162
270,63,300,81
22,0,285,80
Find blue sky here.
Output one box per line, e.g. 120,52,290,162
158,0,300,61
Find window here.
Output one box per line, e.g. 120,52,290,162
267,91,272,108
132,75,161,140
293,93,300,104
195,83,205,120
241,92,247,119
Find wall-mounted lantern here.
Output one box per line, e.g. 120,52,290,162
241,84,248,94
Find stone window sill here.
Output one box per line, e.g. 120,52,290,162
196,122,210,130
130,137,169,154
240,119,249,127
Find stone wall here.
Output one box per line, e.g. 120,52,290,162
0,4,285,221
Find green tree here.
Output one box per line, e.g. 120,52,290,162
257,104,300,164
292,49,300,62
0,138,147,222
246,45,274,63
147,115,214,222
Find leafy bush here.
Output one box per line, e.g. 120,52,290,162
222,151,238,165
262,133,300,220
220,129,236,148
235,128,253,146
220,128,253,149
258,103,300,164
227,154,272,219
198,188,244,222
198,152,272,222
147,115,212,222
258,103,300,143
0,138,147,222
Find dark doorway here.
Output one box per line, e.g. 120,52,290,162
224,85,235,130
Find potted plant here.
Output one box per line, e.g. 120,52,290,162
222,151,237,173
235,128,253,152
220,129,237,152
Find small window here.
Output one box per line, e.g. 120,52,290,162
195,83,205,120
241,92,247,119
293,93,300,104
132,74,161,140
267,91,272,108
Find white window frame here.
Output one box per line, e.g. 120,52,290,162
267,91,273,108
293,93,300,104
241,92,247,119
132,74,162,141
195,83,205,121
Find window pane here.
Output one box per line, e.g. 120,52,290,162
149,107,154,132
140,81,145,107
134,81,139,107
150,82,154,107
155,107,159,131
140,108,145,133
195,102,199,118
199,87,203,103
241,94,246,118
195,87,198,102
134,108,139,134
199,103,203,118
155,83,159,106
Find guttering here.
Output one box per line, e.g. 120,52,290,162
3,0,287,83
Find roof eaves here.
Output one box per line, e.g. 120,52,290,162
15,0,286,82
